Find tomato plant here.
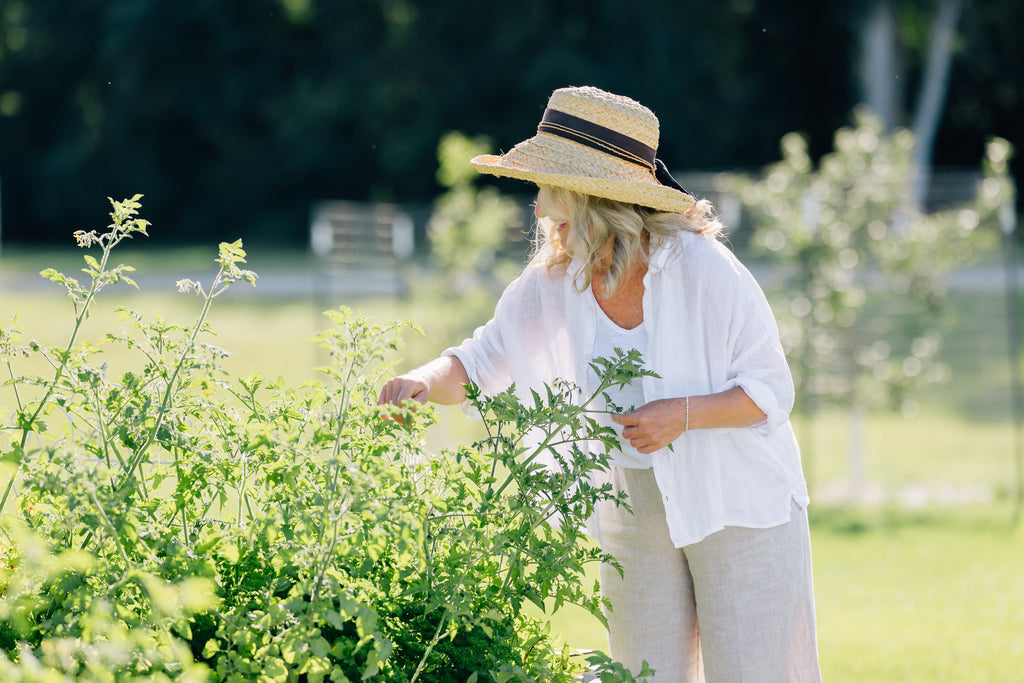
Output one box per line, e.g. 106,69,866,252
0,197,651,682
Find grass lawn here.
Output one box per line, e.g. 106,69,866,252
811,504,1024,682
537,505,1024,682
3,246,1024,680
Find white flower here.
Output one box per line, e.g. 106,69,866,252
176,279,201,295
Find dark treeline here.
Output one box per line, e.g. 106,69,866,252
0,0,1020,246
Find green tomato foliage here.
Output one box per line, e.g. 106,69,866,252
0,198,652,682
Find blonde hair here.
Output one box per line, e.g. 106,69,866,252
533,185,724,297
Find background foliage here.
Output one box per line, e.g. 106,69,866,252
735,113,1013,418
0,0,1021,245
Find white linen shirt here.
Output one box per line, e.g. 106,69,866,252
444,230,810,548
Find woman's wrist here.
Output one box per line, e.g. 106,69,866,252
678,388,766,431
414,355,469,405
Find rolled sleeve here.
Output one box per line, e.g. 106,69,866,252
442,326,510,398
722,304,796,436
442,315,512,419
440,347,485,420
440,271,540,416
718,374,790,435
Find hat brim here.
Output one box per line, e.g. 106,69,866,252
471,133,695,214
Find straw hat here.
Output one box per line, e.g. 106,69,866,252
471,86,694,214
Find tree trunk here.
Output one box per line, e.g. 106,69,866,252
911,0,963,209
859,0,899,130
848,403,867,502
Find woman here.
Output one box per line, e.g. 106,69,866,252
378,86,821,682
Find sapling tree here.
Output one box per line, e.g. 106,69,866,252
734,109,1015,492
427,131,524,291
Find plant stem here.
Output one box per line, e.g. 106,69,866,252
88,486,131,566
4,360,24,414
116,262,225,491
1,243,116,513
486,375,617,502
409,611,449,683
79,260,227,551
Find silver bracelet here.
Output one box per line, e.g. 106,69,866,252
685,395,690,433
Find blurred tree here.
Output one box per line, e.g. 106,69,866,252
908,0,962,206
427,131,522,291
940,0,1024,187
856,0,963,207
734,110,1015,493
854,0,1023,207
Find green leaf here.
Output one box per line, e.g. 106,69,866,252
0,444,23,464
202,639,220,658
310,637,330,659
361,650,382,680
264,657,288,681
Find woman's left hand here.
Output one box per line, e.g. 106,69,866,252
612,388,766,453
611,398,688,454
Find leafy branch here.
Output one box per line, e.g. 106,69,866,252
2,195,149,514
0,199,651,682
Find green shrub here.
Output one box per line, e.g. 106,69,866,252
0,197,651,682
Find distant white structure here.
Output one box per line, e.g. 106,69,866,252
309,200,415,297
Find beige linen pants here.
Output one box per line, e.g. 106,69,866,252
596,467,821,683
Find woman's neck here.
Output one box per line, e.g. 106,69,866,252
591,259,647,330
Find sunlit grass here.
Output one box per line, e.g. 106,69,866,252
0,242,312,277
811,504,1024,682
533,504,1024,682
797,410,1017,498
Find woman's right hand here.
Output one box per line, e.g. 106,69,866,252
376,375,431,408
375,355,471,419
376,375,431,424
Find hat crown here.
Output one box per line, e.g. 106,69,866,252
547,86,660,151
470,85,694,215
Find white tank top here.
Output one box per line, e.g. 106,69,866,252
586,291,653,469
